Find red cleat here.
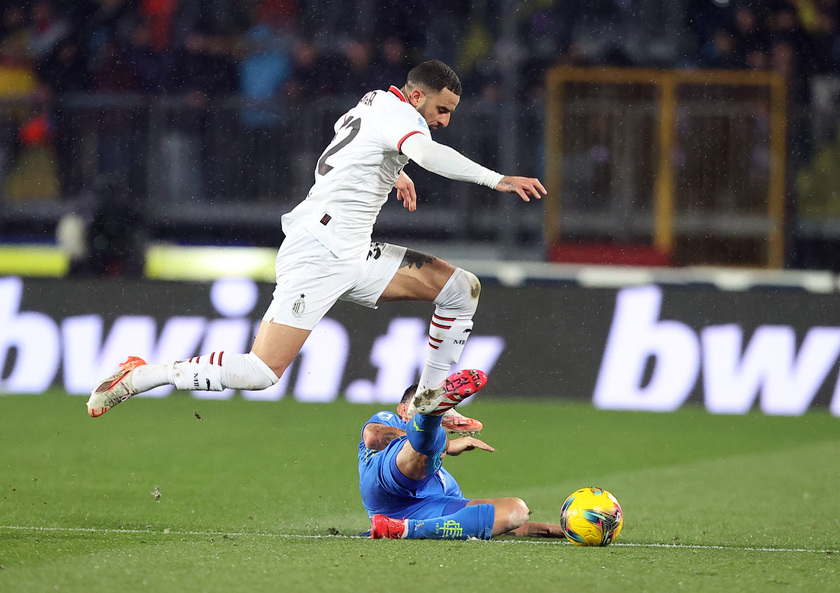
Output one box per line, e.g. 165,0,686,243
370,514,407,539
412,369,487,417
86,356,147,418
441,408,483,436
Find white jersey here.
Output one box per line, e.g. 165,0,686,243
282,86,430,258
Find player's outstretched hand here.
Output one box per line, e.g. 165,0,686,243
445,435,495,457
395,171,417,211
495,176,547,202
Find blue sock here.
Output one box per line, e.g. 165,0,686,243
406,413,446,475
405,505,495,541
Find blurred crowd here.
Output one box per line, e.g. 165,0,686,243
2,0,840,273
1,0,839,106
2,0,838,192
0,0,484,105
685,0,840,103
0,0,404,101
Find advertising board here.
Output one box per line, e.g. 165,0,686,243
3,276,840,415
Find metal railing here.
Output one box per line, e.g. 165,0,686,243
544,66,787,268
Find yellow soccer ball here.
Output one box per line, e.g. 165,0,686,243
560,487,624,546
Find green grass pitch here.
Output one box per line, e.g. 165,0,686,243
2,390,839,592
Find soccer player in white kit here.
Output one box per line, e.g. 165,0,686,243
87,60,546,419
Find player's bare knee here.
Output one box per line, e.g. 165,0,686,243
499,498,530,531
396,446,432,481
510,498,530,526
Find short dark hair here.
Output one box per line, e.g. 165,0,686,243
406,60,462,96
400,384,418,406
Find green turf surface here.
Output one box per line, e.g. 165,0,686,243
2,391,839,592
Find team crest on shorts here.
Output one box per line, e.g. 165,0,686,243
292,294,306,317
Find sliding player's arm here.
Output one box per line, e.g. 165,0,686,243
444,435,494,457
500,522,566,538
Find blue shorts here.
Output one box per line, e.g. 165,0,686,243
359,437,468,519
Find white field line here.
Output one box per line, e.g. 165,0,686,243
1,525,836,554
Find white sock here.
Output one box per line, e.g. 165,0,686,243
129,363,171,392
130,352,278,393
417,268,480,393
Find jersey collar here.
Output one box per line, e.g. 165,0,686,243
388,86,407,102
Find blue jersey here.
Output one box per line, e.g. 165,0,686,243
357,411,467,519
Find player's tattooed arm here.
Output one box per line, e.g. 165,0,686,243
362,424,406,451
494,176,547,202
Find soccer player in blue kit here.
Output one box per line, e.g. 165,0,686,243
88,60,545,423
359,378,566,540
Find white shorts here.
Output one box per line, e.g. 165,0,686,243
262,229,407,330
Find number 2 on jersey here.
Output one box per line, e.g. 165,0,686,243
317,116,361,176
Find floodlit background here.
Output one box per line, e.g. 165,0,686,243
2,0,840,268
2,2,840,591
